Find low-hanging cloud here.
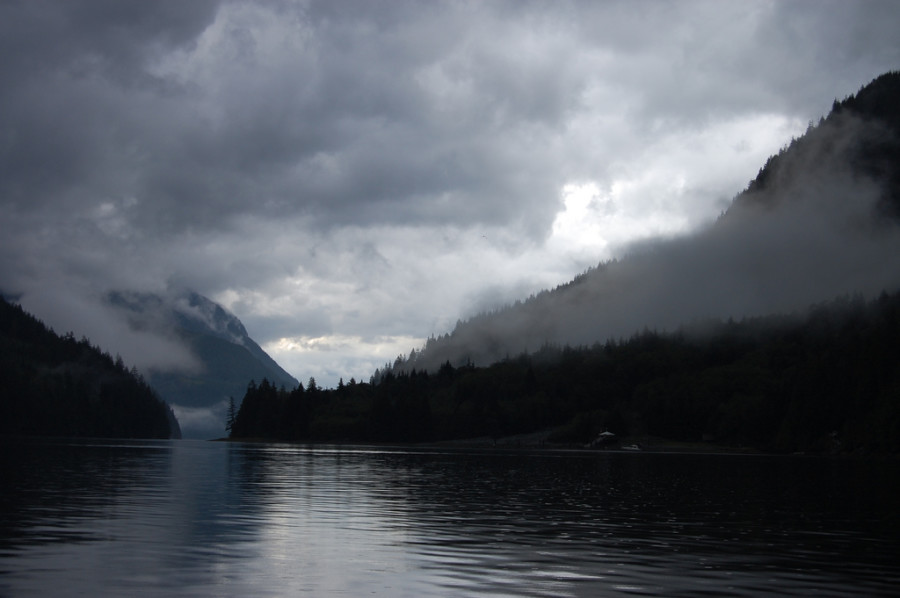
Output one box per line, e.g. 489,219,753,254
17,282,202,375
2,1,900,386
408,111,900,369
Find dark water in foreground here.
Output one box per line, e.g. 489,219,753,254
1,439,898,597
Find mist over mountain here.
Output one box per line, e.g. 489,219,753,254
385,72,900,377
0,297,179,439
106,290,298,439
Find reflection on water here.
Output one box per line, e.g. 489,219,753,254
1,438,898,597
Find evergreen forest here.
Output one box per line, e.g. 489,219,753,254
371,71,900,376
230,73,900,455
229,291,900,454
0,297,180,439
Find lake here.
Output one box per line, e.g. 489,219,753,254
1,438,898,597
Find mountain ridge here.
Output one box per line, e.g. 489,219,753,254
107,290,298,438
229,290,900,453
223,71,900,454
0,297,180,439
379,71,900,379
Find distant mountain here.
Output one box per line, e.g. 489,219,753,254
0,297,180,439
106,290,299,439
383,71,900,378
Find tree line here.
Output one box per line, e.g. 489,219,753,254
0,297,179,439
373,72,900,380
230,291,900,454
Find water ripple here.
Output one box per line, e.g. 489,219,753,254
1,440,898,596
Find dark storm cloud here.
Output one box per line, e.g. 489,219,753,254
2,0,899,386
0,0,569,238
0,0,221,218
5,0,896,237
0,0,220,79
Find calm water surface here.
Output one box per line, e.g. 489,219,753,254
1,438,898,597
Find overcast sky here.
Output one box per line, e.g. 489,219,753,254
2,0,899,387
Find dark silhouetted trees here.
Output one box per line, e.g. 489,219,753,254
0,298,179,439
228,291,900,454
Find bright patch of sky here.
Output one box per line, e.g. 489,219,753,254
2,0,898,387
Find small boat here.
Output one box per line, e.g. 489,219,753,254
621,444,641,451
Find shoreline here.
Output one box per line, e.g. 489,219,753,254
217,430,765,455
428,431,764,455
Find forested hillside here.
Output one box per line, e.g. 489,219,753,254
380,71,900,377
106,290,298,439
0,298,179,439
228,72,900,455
230,291,900,454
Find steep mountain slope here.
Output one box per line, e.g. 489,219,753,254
107,290,298,438
386,71,900,377
0,297,180,439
